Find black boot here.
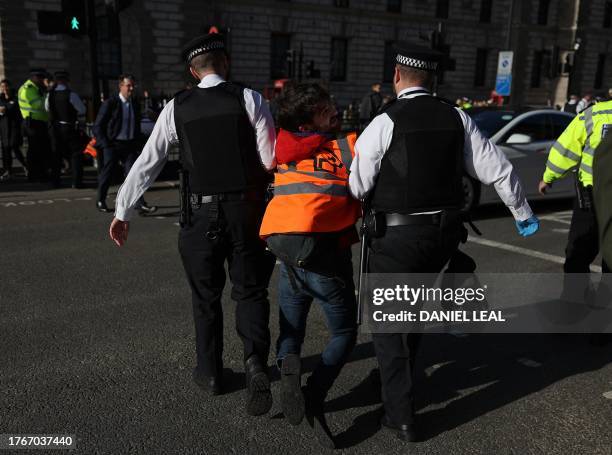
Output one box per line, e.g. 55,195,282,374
244,355,272,416
304,382,335,449
192,368,222,395
280,354,305,425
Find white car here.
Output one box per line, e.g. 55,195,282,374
464,108,576,210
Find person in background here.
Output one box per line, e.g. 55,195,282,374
18,68,51,183
359,82,383,130
563,95,579,114
0,79,26,180
46,71,86,188
576,93,594,113
93,74,156,213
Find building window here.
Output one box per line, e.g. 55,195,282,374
333,0,349,6
436,0,449,18
474,48,488,87
531,50,544,87
330,38,348,81
437,44,451,84
387,0,401,13
604,2,612,28
383,41,396,82
595,53,606,89
536,0,550,25
270,33,291,79
479,0,492,23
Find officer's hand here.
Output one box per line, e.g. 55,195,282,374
538,180,551,195
110,218,129,247
515,215,540,237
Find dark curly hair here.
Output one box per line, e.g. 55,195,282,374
276,83,331,131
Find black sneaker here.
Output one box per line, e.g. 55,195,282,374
280,354,305,425
244,355,272,416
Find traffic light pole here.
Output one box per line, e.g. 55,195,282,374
85,0,100,115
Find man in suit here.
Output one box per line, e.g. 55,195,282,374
94,74,156,213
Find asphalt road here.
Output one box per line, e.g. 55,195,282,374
1,173,611,454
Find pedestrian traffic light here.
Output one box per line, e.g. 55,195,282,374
37,0,87,36
429,26,455,84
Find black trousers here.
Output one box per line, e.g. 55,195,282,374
565,197,610,273
97,140,141,203
1,143,26,173
51,123,83,186
369,222,462,425
178,198,275,379
23,119,51,181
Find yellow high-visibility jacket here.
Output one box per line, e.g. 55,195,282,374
17,79,48,122
543,100,612,186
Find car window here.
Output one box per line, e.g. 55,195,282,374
501,113,550,143
549,113,573,138
471,110,516,138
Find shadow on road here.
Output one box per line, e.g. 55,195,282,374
328,333,611,448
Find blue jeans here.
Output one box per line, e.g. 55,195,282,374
276,249,357,395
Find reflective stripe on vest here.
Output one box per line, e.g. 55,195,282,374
260,132,360,237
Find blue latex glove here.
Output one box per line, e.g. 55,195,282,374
515,215,540,237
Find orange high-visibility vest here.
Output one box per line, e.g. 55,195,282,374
260,133,360,237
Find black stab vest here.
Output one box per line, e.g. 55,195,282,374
174,82,271,195
48,89,77,123
370,95,465,213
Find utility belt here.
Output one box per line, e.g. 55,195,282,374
52,120,78,129
365,209,463,236
188,189,265,210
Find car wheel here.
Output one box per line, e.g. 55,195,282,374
461,175,480,213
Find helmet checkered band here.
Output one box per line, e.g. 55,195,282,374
187,41,225,61
396,54,438,70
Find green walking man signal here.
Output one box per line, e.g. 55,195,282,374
71,16,80,30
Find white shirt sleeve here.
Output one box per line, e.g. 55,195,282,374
114,100,178,221
348,113,394,199
457,108,533,221
69,91,86,116
243,88,276,170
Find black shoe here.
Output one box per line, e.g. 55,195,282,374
304,384,335,449
380,414,418,442
280,354,305,425
192,368,222,395
96,201,112,213
244,355,272,416
137,203,158,215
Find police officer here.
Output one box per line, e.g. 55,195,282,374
349,43,539,441
539,98,612,274
46,71,87,188
18,69,51,183
108,34,277,416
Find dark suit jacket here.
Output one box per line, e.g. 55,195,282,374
0,92,22,147
594,132,612,267
93,94,141,150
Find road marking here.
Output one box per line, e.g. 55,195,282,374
468,235,602,273
540,211,573,225
603,391,612,400
0,196,93,207
517,357,542,368
552,228,570,234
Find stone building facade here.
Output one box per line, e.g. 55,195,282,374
0,0,610,109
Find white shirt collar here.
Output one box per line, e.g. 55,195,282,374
198,73,226,88
397,86,429,98
119,93,130,103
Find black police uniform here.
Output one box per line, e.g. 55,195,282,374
175,82,274,380
48,76,83,187
369,93,465,428
172,35,276,414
